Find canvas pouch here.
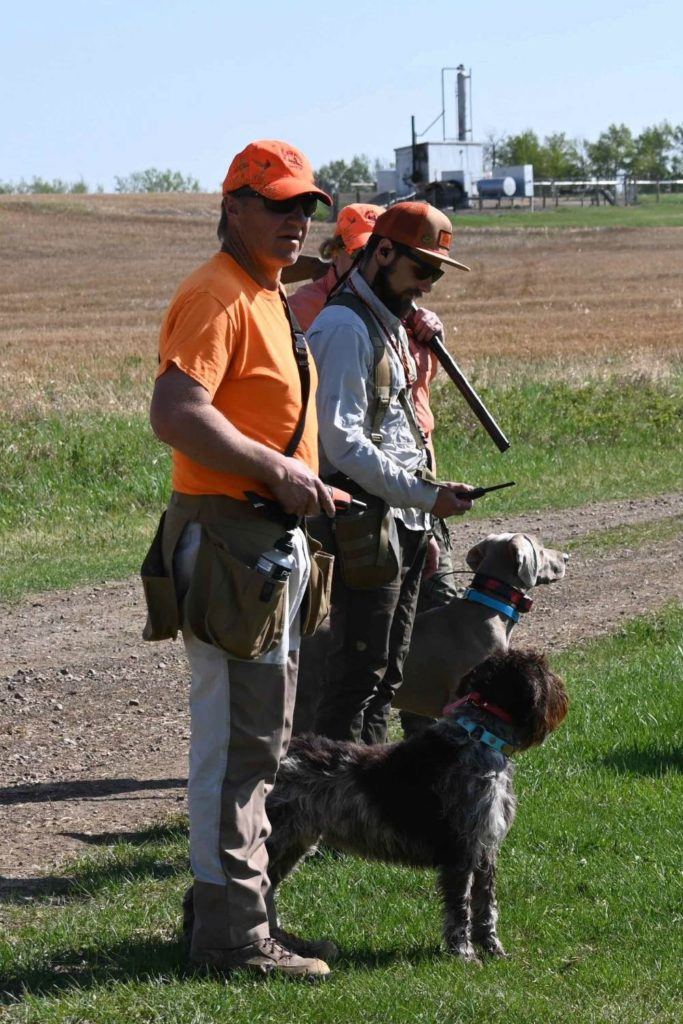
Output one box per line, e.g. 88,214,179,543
141,511,180,642
300,531,334,636
332,497,400,590
184,524,288,660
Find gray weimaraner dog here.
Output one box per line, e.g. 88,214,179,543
293,532,568,732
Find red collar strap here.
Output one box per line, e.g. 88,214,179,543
442,690,514,724
472,574,533,613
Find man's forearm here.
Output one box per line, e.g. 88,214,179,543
321,424,437,512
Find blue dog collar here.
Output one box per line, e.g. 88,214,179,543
454,714,516,756
462,588,520,623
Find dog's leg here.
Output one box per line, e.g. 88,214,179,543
438,865,479,961
470,852,507,957
267,829,319,890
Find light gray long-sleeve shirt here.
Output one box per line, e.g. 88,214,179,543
306,270,438,530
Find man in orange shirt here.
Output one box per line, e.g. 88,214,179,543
147,140,336,979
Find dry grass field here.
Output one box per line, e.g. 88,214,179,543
1,192,681,419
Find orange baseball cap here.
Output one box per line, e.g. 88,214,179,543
222,139,332,205
372,201,470,272
336,203,385,253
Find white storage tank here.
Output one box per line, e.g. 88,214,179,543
475,176,516,198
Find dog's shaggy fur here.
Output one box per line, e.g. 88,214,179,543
266,649,568,960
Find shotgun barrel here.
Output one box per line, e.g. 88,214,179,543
427,334,510,452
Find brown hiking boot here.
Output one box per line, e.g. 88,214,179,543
272,926,339,964
190,937,330,979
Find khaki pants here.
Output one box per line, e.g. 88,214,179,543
174,521,309,951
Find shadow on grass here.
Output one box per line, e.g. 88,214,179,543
0,821,189,905
0,934,451,1005
0,935,189,1004
601,745,682,775
341,943,444,969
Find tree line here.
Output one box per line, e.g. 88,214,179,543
2,122,681,196
486,122,683,180
0,168,200,195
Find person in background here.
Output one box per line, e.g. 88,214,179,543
289,203,384,330
306,201,474,745
291,203,461,736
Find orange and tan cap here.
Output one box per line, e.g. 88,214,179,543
336,203,385,253
222,139,332,205
372,201,470,272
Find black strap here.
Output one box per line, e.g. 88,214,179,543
279,292,310,459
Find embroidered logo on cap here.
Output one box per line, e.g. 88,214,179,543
437,229,452,250
282,148,304,171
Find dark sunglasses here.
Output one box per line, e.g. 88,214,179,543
394,243,445,282
231,186,318,218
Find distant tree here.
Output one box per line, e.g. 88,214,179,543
671,124,683,177
632,122,676,179
315,155,373,194
586,123,635,177
541,133,586,179
114,168,200,193
0,177,89,194
483,130,507,172
494,131,545,172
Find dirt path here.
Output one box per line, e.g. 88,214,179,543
1,493,681,890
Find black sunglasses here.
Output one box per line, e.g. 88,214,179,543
394,243,445,282
231,186,318,218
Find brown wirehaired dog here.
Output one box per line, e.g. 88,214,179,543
266,649,568,961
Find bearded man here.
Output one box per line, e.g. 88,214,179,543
306,202,475,744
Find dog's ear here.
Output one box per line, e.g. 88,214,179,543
466,535,496,570
509,534,539,588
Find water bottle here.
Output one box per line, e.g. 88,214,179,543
254,533,296,602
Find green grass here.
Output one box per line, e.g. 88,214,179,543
0,414,170,600
1,604,681,1023
566,515,683,556
433,374,683,516
453,192,683,229
1,373,680,600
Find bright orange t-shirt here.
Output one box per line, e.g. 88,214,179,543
156,252,319,500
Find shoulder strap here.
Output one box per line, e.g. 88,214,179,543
326,292,392,447
279,293,310,459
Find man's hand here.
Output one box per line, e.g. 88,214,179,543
406,306,444,344
268,456,336,519
431,482,475,518
423,535,440,579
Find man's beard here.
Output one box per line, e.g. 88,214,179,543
372,265,418,319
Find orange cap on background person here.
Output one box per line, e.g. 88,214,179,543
372,201,470,272
336,203,385,254
222,139,332,206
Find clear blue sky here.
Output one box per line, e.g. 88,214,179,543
2,0,680,191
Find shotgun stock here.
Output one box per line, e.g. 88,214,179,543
280,255,331,285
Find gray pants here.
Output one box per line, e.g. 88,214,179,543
175,522,309,951
314,520,428,745
399,517,457,738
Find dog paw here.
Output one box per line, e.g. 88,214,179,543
447,941,482,964
476,935,508,958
